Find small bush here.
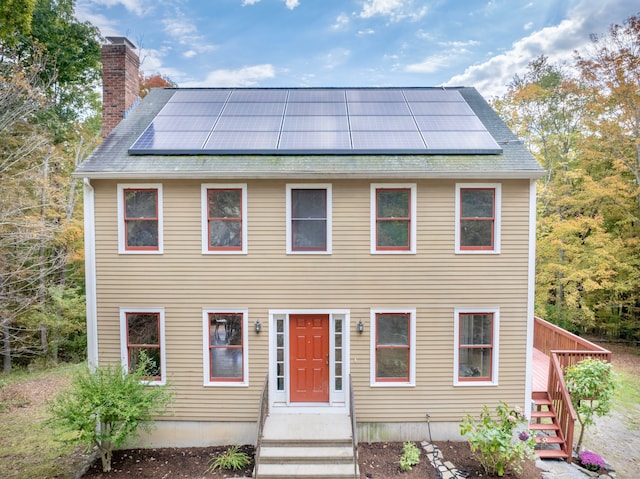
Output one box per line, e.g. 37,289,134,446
460,402,535,477
399,441,420,472
207,445,251,472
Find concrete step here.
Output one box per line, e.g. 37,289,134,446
259,445,354,464
256,462,358,479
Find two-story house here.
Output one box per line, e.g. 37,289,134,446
75,37,545,450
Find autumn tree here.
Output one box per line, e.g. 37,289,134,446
139,72,177,98
574,14,640,339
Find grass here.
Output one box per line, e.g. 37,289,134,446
613,370,640,430
0,363,86,479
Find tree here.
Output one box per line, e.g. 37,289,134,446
139,72,177,98
15,0,102,141
47,357,172,472
0,0,36,47
564,358,616,452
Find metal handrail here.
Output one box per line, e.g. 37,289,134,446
254,374,269,478
349,374,358,479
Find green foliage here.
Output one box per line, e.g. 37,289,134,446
46,358,172,472
399,441,420,472
564,358,616,451
460,402,536,477
0,0,36,46
206,445,251,472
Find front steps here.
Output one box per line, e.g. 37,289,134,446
529,391,570,460
255,413,358,479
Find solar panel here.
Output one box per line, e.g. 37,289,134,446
282,116,349,132
288,89,345,102
170,90,231,102
348,102,411,116
158,102,225,116
150,116,218,131
350,116,417,131
279,131,352,150
352,131,426,150
285,102,347,116
214,116,282,132
129,88,502,155
415,115,486,131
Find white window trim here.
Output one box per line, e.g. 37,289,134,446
286,183,332,254
202,308,249,387
370,183,417,254
455,183,501,254
453,307,500,387
117,183,164,254
369,308,416,387
119,307,166,386
201,183,248,255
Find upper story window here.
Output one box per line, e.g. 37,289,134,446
120,308,166,385
201,184,247,254
370,308,416,386
454,308,499,386
202,309,248,386
455,183,501,254
286,184,332,254
371,184,416,254
117,184,163,254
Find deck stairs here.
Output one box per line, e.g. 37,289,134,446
254,413,358,479
529,391,570,460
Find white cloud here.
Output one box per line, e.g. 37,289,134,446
359,0,428,22
358,28,376,36
332,13,350,30
241,0,299,8
320,48,351,70
405,54,453,74
182,65,276,87
437,40,480,48
445,0,635,98
524,22,533,31
85,0,148,16
183,50,197,59
163,17,197,39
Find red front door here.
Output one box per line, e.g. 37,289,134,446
289,314,329,402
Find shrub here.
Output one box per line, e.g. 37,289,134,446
207,445,251,472
460,402,536,477
46,357,172,472
399,441,420,472
564,358,616,451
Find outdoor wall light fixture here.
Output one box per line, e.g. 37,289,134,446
254,320,262,333
357,320,364,333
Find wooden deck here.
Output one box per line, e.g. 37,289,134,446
533,347,550,392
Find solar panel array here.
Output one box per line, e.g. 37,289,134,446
129,88,502,155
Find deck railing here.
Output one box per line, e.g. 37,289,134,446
534,317,612,462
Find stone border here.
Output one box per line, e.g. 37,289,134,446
420,441,467,479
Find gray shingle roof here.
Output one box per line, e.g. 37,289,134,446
74,87,544,180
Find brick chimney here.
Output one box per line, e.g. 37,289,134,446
101,37,140,137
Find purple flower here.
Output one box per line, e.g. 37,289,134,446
518,431,529,441
579,450,606,470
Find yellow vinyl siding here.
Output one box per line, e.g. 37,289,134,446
92,178,532,422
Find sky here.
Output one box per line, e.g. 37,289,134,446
76,0,637,99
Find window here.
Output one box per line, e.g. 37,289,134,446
286,184,332,253
120,308,165,385
455,183,501,253
203,309,248,386
117,184,163,254
370,309,416,386
454,308,499,385
371,184,416,254
201,184,247,254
